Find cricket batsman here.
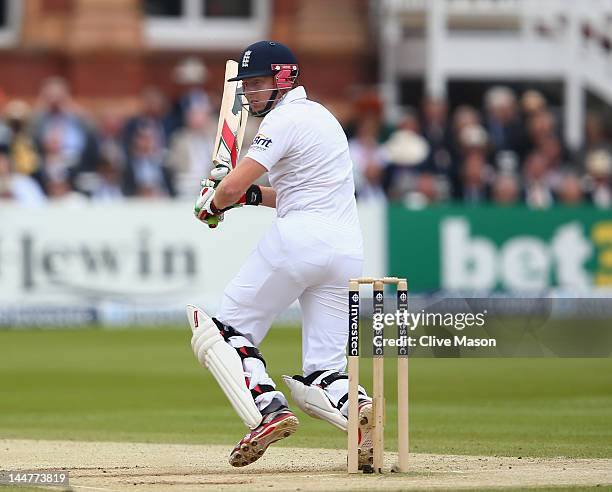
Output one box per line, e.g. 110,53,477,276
188,41,373,468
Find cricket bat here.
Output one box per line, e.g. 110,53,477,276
206,60,249,227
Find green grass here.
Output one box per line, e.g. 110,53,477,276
0,326,611,458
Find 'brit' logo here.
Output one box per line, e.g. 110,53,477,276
252,134,272,149
242,50,252,68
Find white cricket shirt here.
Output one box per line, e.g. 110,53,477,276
246,86,359,228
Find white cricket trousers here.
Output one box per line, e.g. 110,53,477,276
216,212,363,413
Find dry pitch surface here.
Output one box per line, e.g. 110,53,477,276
2,439,611,491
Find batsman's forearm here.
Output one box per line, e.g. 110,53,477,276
213,182,274,210
259,186,276,208
212,157,268,209
213,181,244,209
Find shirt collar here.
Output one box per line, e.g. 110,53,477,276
276,86,307,108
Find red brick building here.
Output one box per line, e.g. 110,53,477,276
0,0,375,120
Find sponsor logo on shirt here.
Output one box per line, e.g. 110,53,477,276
252,133,272,150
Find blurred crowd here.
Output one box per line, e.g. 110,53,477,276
348,87,612,209
1,77,611,209
0,73,214,205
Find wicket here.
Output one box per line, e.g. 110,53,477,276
347,276,409,474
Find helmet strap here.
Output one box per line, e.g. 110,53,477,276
250,89,279,118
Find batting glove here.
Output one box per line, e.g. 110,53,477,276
194,179,224,228
194,178,263,229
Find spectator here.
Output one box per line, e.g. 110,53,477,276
91,155,124,202
404,172,441,208
344,89,394,142
170,56,210,131
348,118,386,201
449,104,481,167
523,151,554,209
584,149,612,208
33,126,79,196
457,154,492,204
421,95,452,173
458,124,490,155
575,111,612,172
30,77,98,175
484,86,527,164
495,150,521,176
392,108,422,137
0,146,45,205
557,173,584,206
453,124,494,203
537,135,569,191
0,103,10,147
4,100,38,175
520,89,547,118
421,96,448,140
123,123,174,198
122,87,173,157
166,101,215,198
46,178,88,204
492,173,521,205
584,111,610,152
97,109,127,171
527,109,557,151
382,110,430,199
452,105,481,135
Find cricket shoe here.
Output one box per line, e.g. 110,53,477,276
229,408,299,467
357,401,374,471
